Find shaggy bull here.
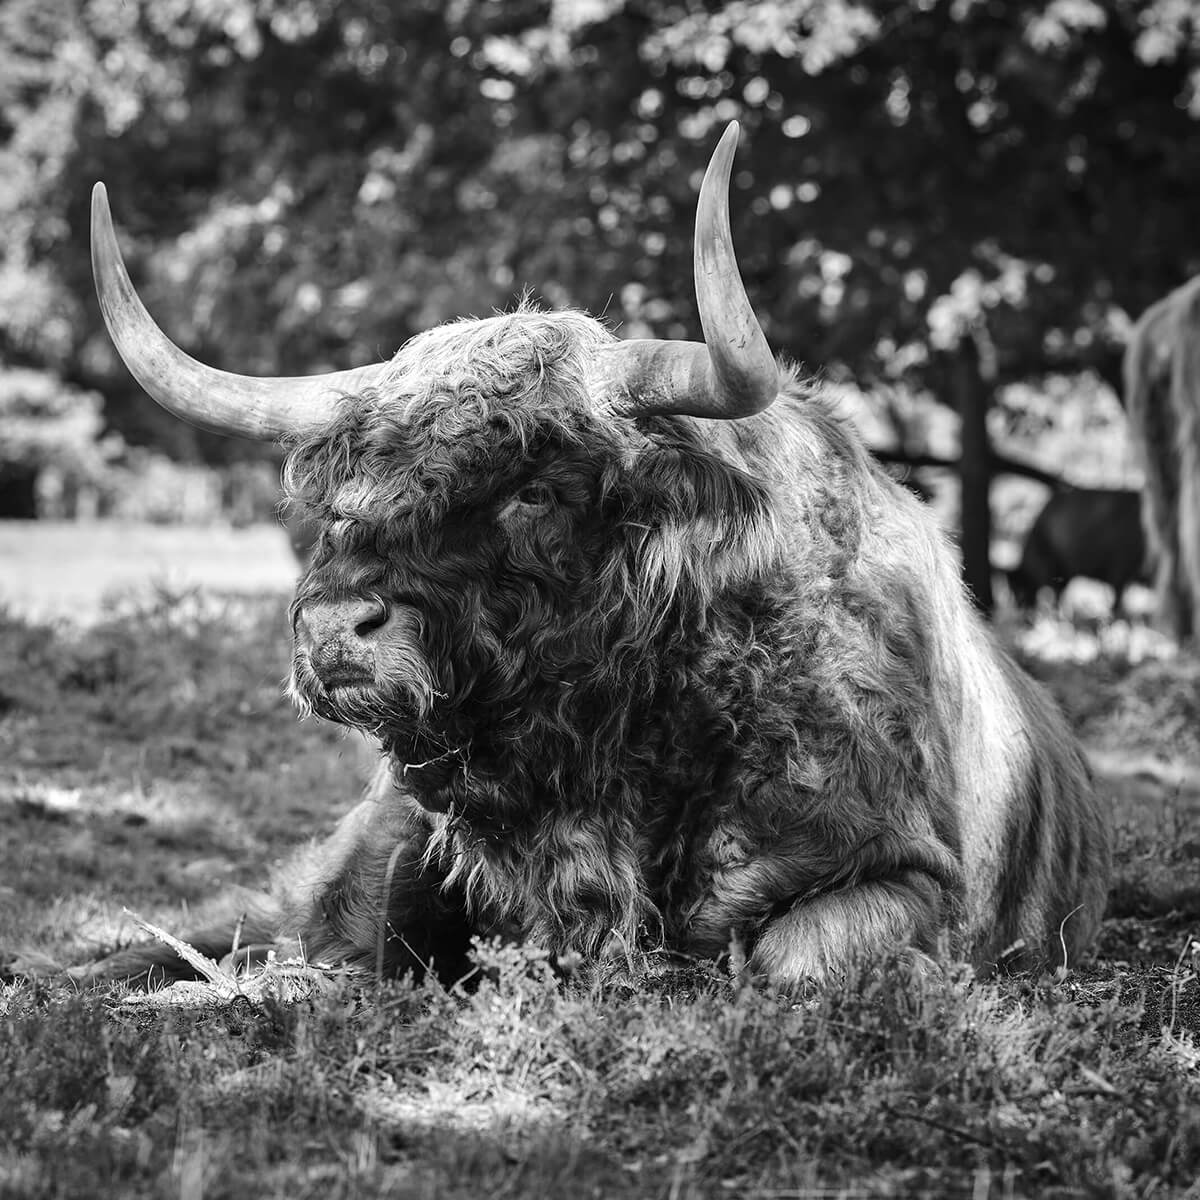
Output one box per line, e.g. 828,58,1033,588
1124,275,1200,642
82,124,1110,987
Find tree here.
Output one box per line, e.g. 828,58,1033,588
0,368,119,517
4,0,1200,609
473,0,1200,609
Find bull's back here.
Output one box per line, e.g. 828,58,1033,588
859,478,1110,970
956,639,1110,970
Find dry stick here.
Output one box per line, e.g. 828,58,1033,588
1167,931,1198,1041
123,909,238,999
1055,904,1084,979
376,842,407,984
230,912,246,968
393,929,439,979
880,1104,1010,1153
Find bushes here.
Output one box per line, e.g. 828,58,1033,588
0,369,121,519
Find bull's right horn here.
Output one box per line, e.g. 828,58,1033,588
597,121,779,421
91,183,391,442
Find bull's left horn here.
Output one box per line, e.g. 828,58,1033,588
91,183,391,442
599,122,779,420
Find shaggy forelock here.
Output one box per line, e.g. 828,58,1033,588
282,305,620,523
282,301,777,616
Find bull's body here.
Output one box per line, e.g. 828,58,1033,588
292,362,1106,981
1008,487,1150,617
73,125,1110,989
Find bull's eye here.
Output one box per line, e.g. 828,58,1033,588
497,481,554,526
511,482,552,512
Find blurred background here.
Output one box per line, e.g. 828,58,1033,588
1,0,1198,629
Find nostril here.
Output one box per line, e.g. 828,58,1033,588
294,597,392,657
354,598,389,638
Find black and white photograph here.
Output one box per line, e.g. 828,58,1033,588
2,1,1199,1195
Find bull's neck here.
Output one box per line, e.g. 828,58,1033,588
393,586,792,848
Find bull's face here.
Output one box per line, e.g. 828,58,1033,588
280,311,773,785
284,316,623,767
88,121,780,791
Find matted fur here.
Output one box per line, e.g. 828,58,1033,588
1124,274,1200,641
79,304,1110,989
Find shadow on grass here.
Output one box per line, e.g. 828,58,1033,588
0,589,369,969
4,945,1200,1199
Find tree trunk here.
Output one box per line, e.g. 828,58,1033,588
0,464,39,518
955,340,994,614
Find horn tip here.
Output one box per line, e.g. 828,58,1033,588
91,182,111,225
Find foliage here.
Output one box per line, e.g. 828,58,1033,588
0,369,284,517
2,917,1200,1196
99,448,224,523
3,1,1199,424
2,0,1198,598
0,368,121,516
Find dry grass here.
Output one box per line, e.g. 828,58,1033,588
1,524,1199,1198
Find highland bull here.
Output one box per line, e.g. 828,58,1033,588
79,124,1110,988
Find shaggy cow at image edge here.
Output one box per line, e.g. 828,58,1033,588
1124,274,1200,643
76,123,1111,989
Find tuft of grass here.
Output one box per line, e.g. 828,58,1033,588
3,947,1200,1198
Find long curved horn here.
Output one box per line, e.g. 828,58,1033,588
598,121,778,420
91,183,392,442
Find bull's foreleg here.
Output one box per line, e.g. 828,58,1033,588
749,870,946,986
71,775,474,988
272,789,475,983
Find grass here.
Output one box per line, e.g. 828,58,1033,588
0,520,297,623
2,525,1200,1198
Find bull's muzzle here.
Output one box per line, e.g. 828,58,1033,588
294,597,392,689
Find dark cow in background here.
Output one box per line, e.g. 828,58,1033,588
78,124,1111,990
1007,487,1151,619
1124,274,1200,642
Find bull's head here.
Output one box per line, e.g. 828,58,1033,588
92,123,781,804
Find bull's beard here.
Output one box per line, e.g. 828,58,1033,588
289,639,446,743
293,657,470,799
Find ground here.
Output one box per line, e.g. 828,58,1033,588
1,522,1199,1199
